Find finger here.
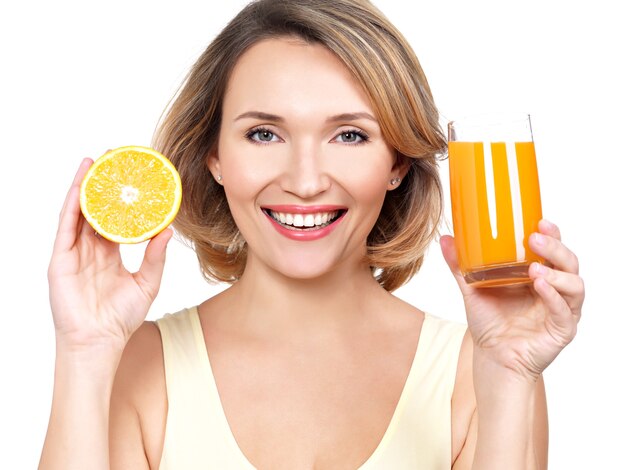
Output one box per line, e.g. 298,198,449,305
54,159,94,252
529,262,585,314
440,235,473,296
58,158,92,222
133,228,173,300
538,219,561,241
529,232,579,275
533,276,578,342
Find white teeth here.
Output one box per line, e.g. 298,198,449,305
267,209,342,229
293,214,304,227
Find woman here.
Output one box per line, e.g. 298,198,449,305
40,1,584,468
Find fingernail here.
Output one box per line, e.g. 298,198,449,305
532,233,545,246
533,262,547,275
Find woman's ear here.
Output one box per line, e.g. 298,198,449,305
387,154,412,190
207,150,223,185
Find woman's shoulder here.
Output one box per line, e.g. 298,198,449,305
110,315,177,468
119,306,198,383
113,319,166,416
423,311,468,335
116,305,201,392
418,311,470,376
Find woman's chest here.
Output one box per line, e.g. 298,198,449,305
205,335,418,469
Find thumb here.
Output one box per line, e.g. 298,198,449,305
135,228,173,299
440,235,472,296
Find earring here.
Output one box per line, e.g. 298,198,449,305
216,174,222,182
390,177,401,185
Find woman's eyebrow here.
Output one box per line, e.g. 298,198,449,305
325,112,377,123
234,110,377,124
234,111,284,122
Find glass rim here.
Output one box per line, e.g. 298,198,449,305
447,112,533,142
448,112,531,129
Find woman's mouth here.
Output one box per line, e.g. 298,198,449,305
262,209,345,231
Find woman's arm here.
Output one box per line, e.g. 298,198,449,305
452,332,548,470
470,359,548,469
39,159,171,469
39,346,124,470
444,219,583,469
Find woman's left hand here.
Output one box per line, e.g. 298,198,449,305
440,219,584,382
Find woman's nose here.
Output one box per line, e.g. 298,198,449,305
280,141,331,199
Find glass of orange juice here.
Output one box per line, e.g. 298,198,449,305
448,113,543,287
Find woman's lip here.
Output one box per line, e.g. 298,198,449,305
261,204,347,214
263,209,346,241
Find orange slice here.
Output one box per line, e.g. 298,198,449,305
80,146,182,244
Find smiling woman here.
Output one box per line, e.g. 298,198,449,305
40,1,584,469
154,0,446,290
207,38,404,280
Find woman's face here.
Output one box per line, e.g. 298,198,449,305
211,37,401,280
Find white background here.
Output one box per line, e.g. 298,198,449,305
1,0,624,467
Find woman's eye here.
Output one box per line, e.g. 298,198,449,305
247,128,278,143
335,130,368,144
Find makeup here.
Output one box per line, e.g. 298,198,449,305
261,205,347,241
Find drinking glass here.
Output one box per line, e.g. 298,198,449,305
448,113,543,287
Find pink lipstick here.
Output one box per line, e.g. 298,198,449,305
261,205,347,241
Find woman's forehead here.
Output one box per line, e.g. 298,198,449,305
222,38,375,120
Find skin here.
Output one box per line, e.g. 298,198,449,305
40,38,583,470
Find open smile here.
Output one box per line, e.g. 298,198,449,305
264,209,344,230
261,205,347,240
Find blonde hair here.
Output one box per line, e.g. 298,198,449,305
153,0,446,292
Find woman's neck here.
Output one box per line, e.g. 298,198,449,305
218,255,390,340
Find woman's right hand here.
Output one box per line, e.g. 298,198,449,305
48,158,172,354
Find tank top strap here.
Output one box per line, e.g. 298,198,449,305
156,307,256,469
411,313,468,393
360,312,467,469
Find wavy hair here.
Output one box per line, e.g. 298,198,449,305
153,0,446,291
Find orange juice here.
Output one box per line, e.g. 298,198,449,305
448,140,543,286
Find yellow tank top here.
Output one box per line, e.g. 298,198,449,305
156,307,466,469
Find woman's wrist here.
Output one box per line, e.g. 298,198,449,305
472,344,541,388
54,341,125,385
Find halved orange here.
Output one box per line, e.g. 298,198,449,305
80,146,182,244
